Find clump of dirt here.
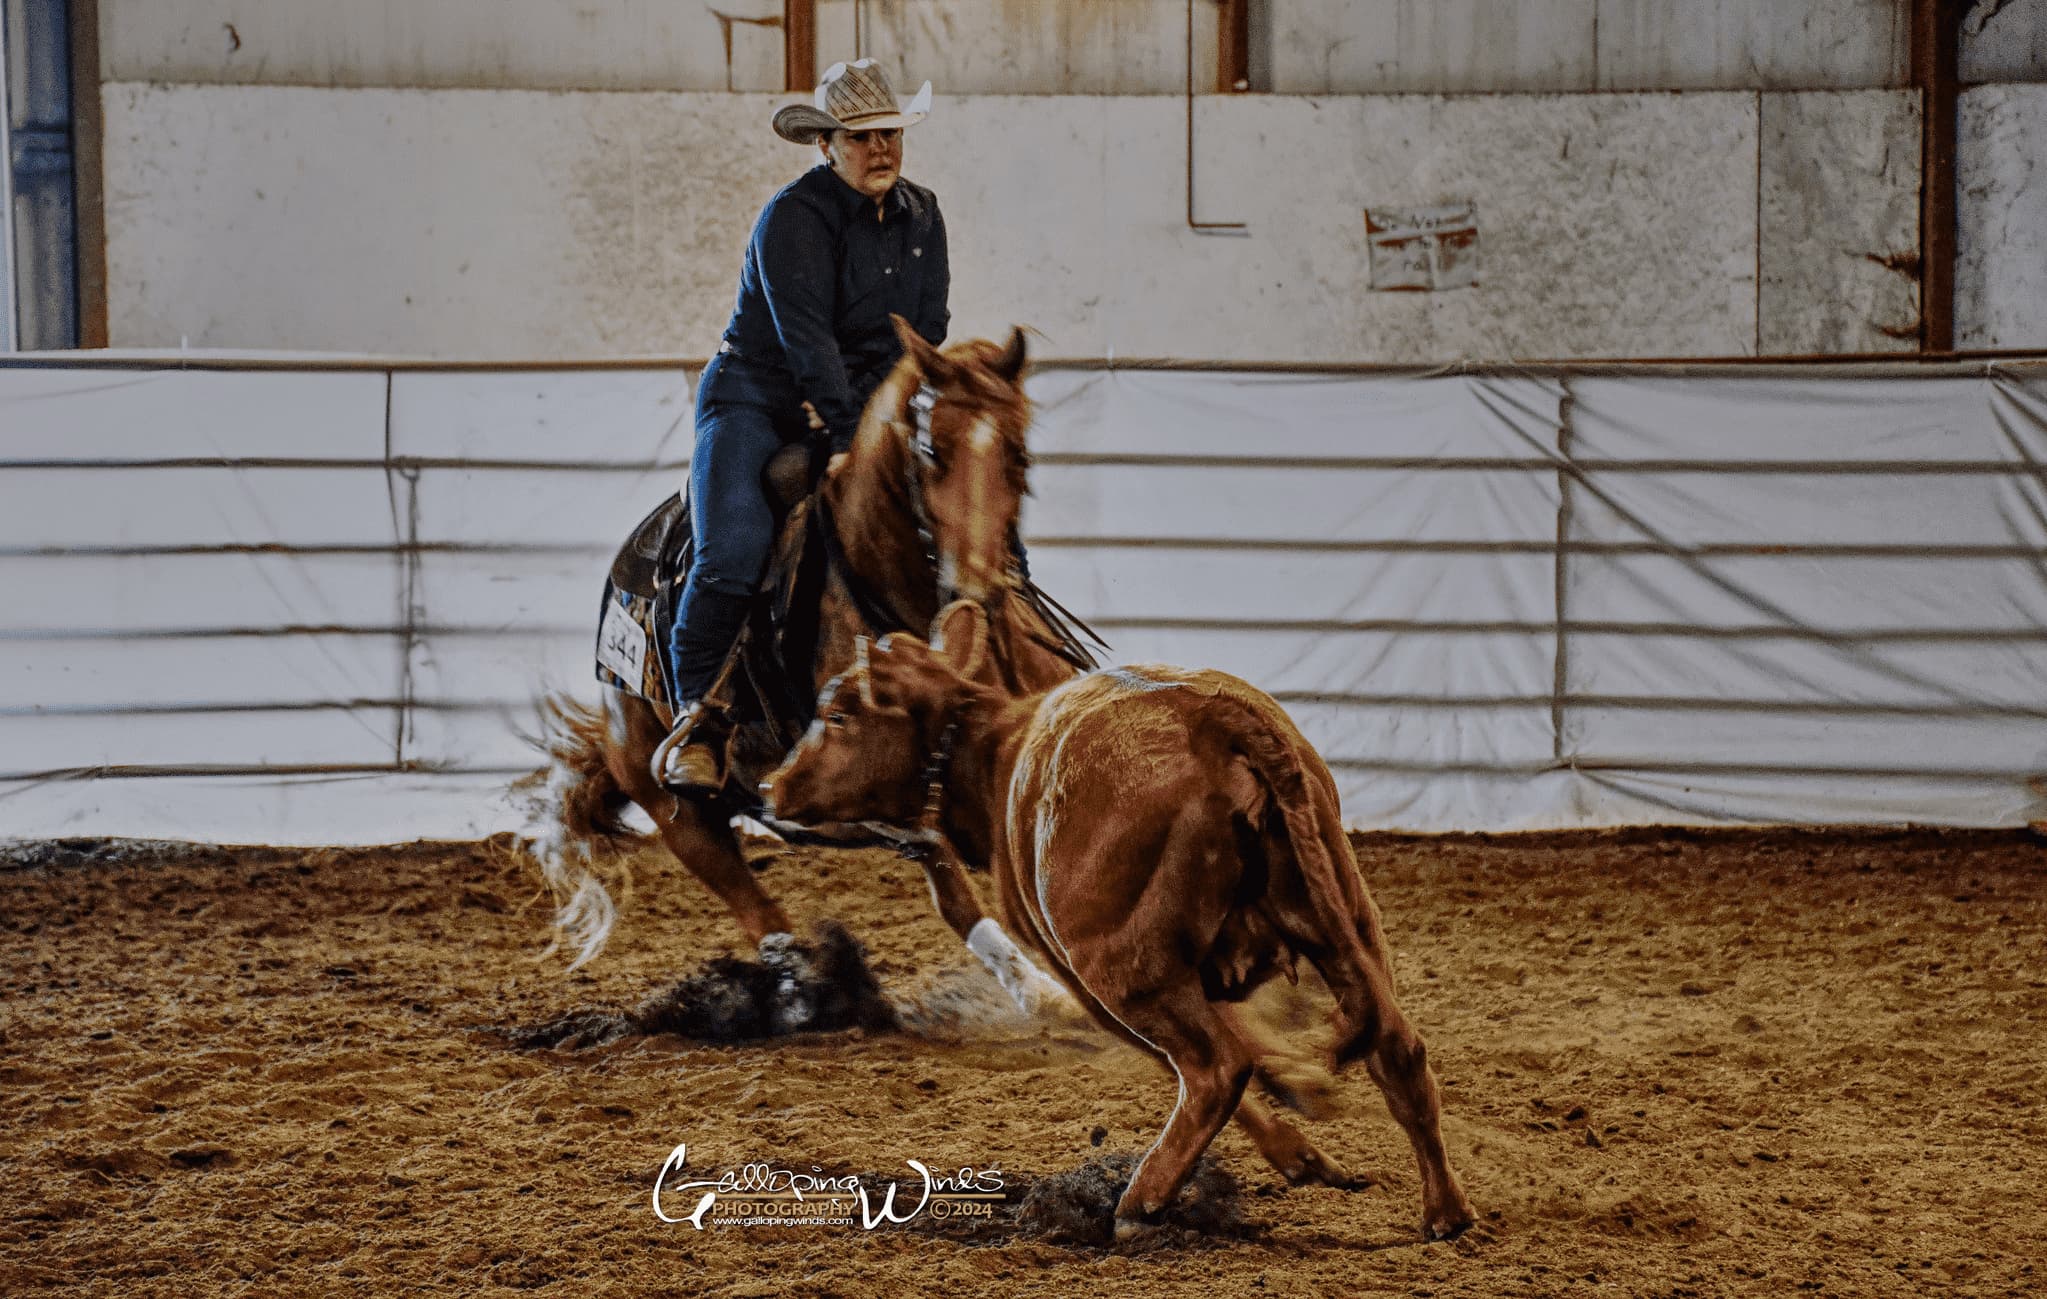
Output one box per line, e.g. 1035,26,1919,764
827,1153,1263,1251
493,921,898,1049
1012,1154,1265,1249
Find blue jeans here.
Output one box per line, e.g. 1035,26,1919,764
668,353,814,702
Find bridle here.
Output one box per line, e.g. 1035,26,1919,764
902,382,948,604
822,378,1001,638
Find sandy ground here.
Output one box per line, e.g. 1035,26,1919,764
2,826,2043,1297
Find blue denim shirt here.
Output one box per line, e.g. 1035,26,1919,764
719,163,950,453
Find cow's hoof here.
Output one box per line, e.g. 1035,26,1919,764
1422,1209,1475,1242
1296,1150,1373,1191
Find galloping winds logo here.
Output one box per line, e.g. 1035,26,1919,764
652,1143,1005,1230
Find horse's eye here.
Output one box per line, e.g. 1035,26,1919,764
826,710,848,728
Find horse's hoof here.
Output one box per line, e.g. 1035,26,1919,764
1112,1215,1160,1245
758,932,818,1034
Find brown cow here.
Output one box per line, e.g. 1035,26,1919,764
764,603,1474,1243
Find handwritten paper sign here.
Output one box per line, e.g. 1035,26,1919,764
1365,203,1480,291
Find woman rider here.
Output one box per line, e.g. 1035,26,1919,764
659,59,948,791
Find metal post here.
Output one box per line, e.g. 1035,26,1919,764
1219,0,1250,92
1185,0,1244,233
68,0,102,347
784,0,815,92
1,4,19,352
1912,0,1962,354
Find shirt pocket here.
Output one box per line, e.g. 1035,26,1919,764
838,238,889,312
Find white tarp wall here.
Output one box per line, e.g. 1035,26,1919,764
4,357,2047,843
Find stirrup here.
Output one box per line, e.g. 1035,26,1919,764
652,704,729,794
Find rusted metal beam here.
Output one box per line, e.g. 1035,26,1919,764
1912,0,1962,354
68,0,107,348
784,0,816,93
1219,0,1251,92
1186,0,1245,232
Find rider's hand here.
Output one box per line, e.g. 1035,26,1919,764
802,401,825,432
827,452,849,477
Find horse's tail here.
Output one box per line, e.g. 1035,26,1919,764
516,693,640,969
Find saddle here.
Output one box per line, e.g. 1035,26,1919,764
594,444,825,736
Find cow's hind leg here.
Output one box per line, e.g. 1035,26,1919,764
1231,1096,1360,1190
1215,1004,1362,1190
1075,983,1352,1193
1322,939,1472,1241
1101,981,1256,1240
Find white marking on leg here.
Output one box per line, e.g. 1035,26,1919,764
966,917,1068,1014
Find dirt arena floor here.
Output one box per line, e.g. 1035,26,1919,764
3,826,2043,1297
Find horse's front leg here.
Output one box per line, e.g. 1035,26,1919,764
917,843,1069,1015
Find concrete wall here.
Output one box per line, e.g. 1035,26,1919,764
1958,84,2047,350
103,1,1919,96
815,0,1220,96
98,0,786,92
1962,0,2047,85
98,0,1216,95
100,83,1919,361
1272,0,1911,94
1759,91,1920,353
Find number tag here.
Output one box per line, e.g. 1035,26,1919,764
597,598,649,684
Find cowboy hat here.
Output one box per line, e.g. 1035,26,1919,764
773,59,933,145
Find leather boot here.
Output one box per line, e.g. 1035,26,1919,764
653,700,734,794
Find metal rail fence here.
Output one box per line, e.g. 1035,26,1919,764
2,354,2044,833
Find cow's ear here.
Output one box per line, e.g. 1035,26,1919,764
853,636,876,706
931,599,989,682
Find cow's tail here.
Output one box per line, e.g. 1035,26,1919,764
1209,689,1386,1071
514,693,640,969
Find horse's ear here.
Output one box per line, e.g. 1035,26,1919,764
853,636,876,706
931,600,990,683
892,314,952,383
991,326,1028,385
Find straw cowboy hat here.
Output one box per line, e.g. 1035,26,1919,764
773,59,933,144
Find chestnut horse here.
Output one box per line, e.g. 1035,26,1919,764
525,321,1089,1009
